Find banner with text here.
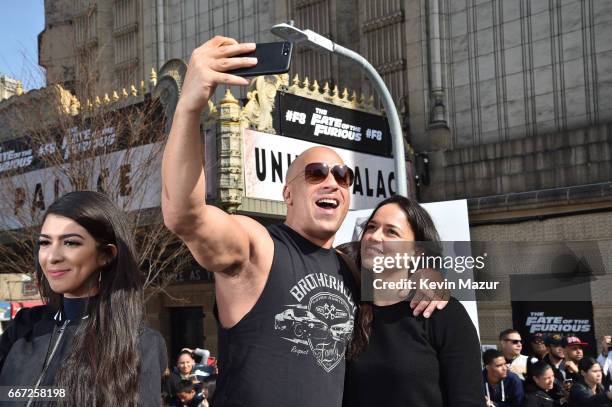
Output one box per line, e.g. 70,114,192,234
275,92,392,157
512,301,596,357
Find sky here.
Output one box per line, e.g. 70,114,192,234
0,0,45,90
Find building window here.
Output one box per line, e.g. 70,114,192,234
75,6,98,48
113,0,139,88
114,0,136,31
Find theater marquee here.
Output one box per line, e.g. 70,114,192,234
242,129,397,210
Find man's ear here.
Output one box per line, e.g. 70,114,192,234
283,184,292,205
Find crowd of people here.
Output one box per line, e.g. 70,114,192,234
483,330,612,407
161,348,217,407
165,330,612,407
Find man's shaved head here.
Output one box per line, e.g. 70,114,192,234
285,146,345,186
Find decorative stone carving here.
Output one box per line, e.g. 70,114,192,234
240,74,288,133
153,59,188,132
218,89,243,213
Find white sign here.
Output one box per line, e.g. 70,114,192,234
242,129,397,210
0,143,163,230
333,200,480,336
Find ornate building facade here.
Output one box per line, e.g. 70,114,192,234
0,76,22,102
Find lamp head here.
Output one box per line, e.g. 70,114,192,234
271,23,335,52
271,23,308,43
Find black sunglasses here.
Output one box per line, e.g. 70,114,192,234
504,339,522,345
291,162,355,188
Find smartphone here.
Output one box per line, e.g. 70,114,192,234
228,42,293,77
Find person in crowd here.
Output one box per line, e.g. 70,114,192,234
530,333,549,360
166,350,215,405
501,329,530,380
568,357,612,406
483,349,525,407
597,336,611,389
202,378,216,402
545,333,571,402
161,35,446,407
0,191,167,406
175,380,207,407
523,361,559,407
343,195,485,407
564,336,588,383
180,347,216,378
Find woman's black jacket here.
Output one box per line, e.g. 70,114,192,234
0,305,167,406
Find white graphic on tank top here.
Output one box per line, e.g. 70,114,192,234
274,273,355,373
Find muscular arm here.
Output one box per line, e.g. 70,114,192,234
161,36,273,327
161,36,268,274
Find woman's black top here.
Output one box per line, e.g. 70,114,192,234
569,382,612,407
343,297,485,407
0,300,167,406
522,383,558,407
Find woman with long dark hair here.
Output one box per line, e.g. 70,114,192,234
0,191,167,406
342,195,485,407
568,357,612,406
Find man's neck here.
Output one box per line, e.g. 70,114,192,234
504,352,517,362
283,220,335,248
548,354,563,367
487,373,502,386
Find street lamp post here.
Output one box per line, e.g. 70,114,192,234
271,22,409,197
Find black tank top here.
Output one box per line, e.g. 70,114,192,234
212,223,358,407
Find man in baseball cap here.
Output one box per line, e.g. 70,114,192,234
563,335,587,382
528,333,548,361
543,334,568,403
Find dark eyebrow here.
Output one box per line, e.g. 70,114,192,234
38,233,85,239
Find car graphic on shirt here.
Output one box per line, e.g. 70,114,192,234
329,321,353,342
274,307,329,339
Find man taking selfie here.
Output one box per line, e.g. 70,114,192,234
161,36,446,407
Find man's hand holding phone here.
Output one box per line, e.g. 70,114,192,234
178,36,257,115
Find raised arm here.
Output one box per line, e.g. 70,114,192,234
161,36,268,275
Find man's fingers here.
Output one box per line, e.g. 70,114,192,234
423,301,438,318
412,299,429,316
422,288,445,317
410,290,423,310
214,72,251,86
212,57,258,73
216,42,256,58
434,288,450,309
412,290,435,316
436,299,449,309
209,35,239,47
